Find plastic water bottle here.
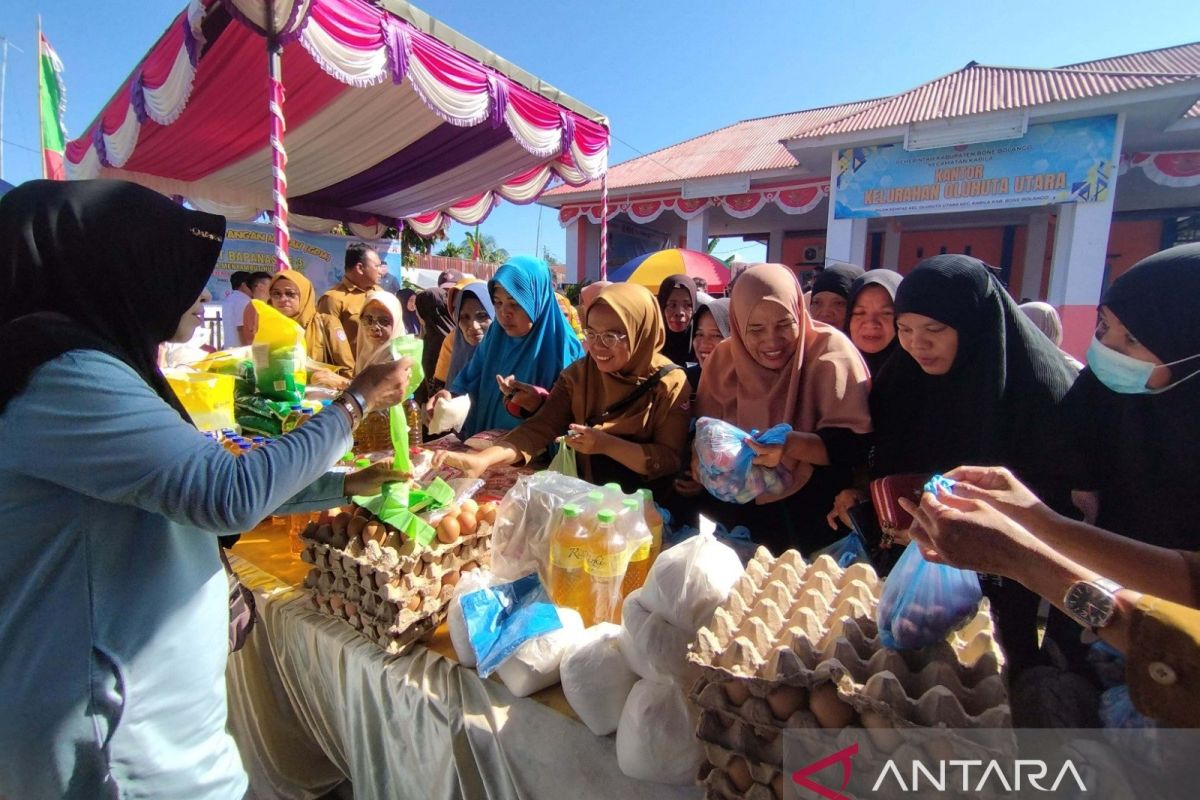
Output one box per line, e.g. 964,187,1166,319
548,504,590,620
620,498,653,596
584,509,628,625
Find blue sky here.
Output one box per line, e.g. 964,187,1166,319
2,0,1197,261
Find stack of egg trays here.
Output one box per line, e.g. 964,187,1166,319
300,505,491,655
687,548,1013,800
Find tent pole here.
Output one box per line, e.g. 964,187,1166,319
599,171,608,281
267,1,290,271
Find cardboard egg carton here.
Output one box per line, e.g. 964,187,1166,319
299,504,492,654
688,547,1009,732
700,743,785,800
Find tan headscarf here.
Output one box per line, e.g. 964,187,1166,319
354,290,404,373
580,283,675,422
269,270,353,370
696,264,872,500
270,270,317,331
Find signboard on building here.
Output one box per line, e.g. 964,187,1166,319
833,115,1119,219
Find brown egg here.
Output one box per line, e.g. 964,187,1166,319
478,502,497,525
301,521,319,539
303,568,321,588
766,685,808,721
314,523,335,544
437,516,461,544
405,594,422,612
460,560,479,572
457,511,478,535
460,499,479,516
441,569,461,588
809,683,856,729
361,521,387,545
723,681,752,707
352,504,373,519
771,772,784,800
860,709,901,753
726,756,753,792
329,530,349,550
330,513,350,536
347,515,369,539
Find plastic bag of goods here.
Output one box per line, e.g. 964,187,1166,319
250,300,307,402
877,477,982,650
490,471,594,581
461,573,563,677
449,569,503,668
812,529,872,568
615,678,703,785
639,517,744,631
559,622,639,735
428,394,470,435
619,588,699,684
693,417,792,504
495,607,585,698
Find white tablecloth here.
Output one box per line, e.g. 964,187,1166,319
225,555,704,800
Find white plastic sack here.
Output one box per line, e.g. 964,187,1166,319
449,569,501,668
428,394,470,434
560,623,639,736
639,518,744,631
495,607,585,698
616,678,703,785
619,588,697,683
490,471,594,581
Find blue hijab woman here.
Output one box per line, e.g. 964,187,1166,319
450,255,584,436
446,281,495,386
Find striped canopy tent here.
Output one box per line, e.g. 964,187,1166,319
64,0,609,269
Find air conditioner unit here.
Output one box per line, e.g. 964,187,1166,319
801,245,825,264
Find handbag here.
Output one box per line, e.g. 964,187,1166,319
868,473,930,537
219,547,257,653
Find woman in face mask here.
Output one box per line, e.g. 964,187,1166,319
1065,244,1200,550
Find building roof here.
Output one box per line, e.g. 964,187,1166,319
543,42,1200,202
542,99,881,197
788,63,1199,141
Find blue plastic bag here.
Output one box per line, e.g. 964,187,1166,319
693,417,792,504
461,573,563,677
876,475,982,650
813,530,871,569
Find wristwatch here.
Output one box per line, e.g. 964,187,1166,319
1063,577,1123,632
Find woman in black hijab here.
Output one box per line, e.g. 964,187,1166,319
1064,244,1200,550
657,273,697,366
396,287,422,335
871,255,1079,677
844,269,902,375
809,261,864,328
685,298,732,391
414,287,455,401
0,180,410,799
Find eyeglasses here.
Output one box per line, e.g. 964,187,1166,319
361,314,394,329
584,330,628,348
269,290,300,301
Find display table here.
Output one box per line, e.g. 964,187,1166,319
226,529,703,800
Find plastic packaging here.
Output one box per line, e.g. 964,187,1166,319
165,369,236,431
620,498,654,596
638,488,664,562
448,569,499,668
428,394,471,434
813,530,872,568
638,518,744,631
877,477,982,650
495,607,585,698
491,471,595,582
404,396,422,447
560,623,639,735
619,588,698,683
615,678,704,785
250,300,307,402
461,573,563,678
547,437,578,478
693,417,793,504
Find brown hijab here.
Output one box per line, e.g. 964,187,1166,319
696,263,872,499
270,270,318,330
580,282,678,424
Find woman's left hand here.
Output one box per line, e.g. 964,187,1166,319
744,437,785,468
343,458,410,497
565,424,609,455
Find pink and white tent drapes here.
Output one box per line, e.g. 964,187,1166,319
557,179,829,227
1121,150,1200,188
65,0,608,235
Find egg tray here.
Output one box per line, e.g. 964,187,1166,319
687,547,1009,732
299,512,492,655
699,743,785,800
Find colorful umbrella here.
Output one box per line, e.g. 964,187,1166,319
609,248,730,294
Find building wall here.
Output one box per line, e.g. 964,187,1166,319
1104,218,1164,286
896,228,1007,274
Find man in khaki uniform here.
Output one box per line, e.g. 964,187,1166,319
317,242,383,356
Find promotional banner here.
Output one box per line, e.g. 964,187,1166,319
834,115,1119,219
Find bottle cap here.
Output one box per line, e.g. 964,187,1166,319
252,437,266,443
561,504,580,517
622,499,639,510
237,443,252,452
289,404,303,411
638,488,653,500
586,491,604,503
596,509,616,524
604,483,622,492
301,408,314,415
355,458,372,468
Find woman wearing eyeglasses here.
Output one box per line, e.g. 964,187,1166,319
435,283,690,493
266,271,355,384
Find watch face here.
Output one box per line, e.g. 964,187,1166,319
1065,582,1116,628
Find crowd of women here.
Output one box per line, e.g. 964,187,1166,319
1,179,1198,798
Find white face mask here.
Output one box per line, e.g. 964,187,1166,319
1086,337,1200,395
